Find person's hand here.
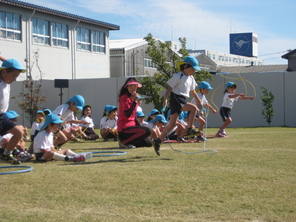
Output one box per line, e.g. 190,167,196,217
130,91,138,101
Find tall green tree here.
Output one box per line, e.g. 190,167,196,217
260,86,274,127
139,33,212,111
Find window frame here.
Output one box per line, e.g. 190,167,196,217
0,11,21,41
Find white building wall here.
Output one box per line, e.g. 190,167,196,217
1,3,113,80
8,72,296,128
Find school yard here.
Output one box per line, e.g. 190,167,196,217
0,127,295,222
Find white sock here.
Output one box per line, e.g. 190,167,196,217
52,152,67,161
66,149,76,156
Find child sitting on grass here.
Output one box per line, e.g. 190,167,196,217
33,113,92,162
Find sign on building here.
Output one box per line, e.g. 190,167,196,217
229,32,258,57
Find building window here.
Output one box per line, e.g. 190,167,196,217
32,18,50,45
0,11,21,41
144,58,157,69
77,28,90,51
52,22,68,48
92,31,105,53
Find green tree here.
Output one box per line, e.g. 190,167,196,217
12,51,47,124
260,86,274,127
139,33,212,111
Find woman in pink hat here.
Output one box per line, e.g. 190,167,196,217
117,77,152,149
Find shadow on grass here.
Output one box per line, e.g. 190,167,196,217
60,155,172,166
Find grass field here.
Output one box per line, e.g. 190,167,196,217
0,127,295,222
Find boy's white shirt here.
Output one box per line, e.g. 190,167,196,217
0,80,10,114
80,116,94,128
167,72,197,98
191,92,208,106
100,116,118,129
30,121,42,135
222,93,239,109
33,130,54,153
53,104,74,129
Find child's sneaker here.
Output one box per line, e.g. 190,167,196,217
186,128,200,137
153,138,161,156
196,135,207,141
1,154,21,164
215,131,226,138
221,129,227,136
103,138,109,142
118,141,136,149
73,154,86,162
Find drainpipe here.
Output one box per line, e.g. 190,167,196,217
26,10,35,79
71,20,80,79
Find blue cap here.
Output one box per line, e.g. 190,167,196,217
65,95,85,110
184,56,201,71
104,105,117,115
0,59,26,73
149,114,167,123
138,95,143,100
36,110,45,115
225,82,237,88
43,109,52,116
5,110,19,119
136,111,145,117
147,109,160,117
40,113,64,131
198,81,213,90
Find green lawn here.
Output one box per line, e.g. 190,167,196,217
0,127,295,222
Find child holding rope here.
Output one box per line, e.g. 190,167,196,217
216,82,254,137
190,81,217,141
52,95,89,145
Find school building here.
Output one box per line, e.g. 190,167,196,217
0,0,119,80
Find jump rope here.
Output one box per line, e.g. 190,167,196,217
162,72,256,155
162,107,218,155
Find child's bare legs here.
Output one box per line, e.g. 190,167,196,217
5,125,23,152
159,113,179,141
196,117,205,132
175,122,186,139
182,103,197,129
43,149,76,161
54,130,68,147
221,117,232,130
217,117,232,137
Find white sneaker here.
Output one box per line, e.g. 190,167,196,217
118,141,136,149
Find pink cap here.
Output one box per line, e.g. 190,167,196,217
125,81,142,88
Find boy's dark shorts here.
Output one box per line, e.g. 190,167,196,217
220,107,232,122
170,92,186,115
0,113,16,136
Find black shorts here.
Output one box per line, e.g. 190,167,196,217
0,113,16,136
170,92,186,115
35,153,45,161
220,107,232,122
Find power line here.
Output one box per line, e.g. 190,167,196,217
258,50,290,57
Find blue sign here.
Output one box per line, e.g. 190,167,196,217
230,33,253,57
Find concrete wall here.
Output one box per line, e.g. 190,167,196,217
8,72,296,128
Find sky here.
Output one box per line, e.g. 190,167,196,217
25,0,296,65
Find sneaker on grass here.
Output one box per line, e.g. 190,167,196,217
1,154,21,164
